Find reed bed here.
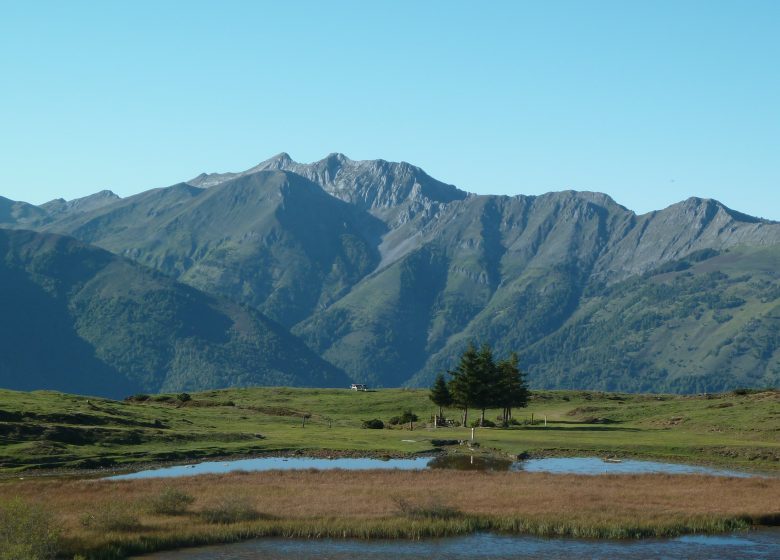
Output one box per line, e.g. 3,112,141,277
1,469,778,559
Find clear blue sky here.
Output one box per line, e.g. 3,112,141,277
1,1,778,218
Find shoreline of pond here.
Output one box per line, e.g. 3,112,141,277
131,528,780,560
3,444,777,482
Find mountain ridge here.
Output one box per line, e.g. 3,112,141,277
1,153,778,393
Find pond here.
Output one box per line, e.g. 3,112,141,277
517,457,759,477
134,529,780,559
107,455,763,480
108,457,431,480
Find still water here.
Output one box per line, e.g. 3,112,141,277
108,455,762,480
136,530,780,559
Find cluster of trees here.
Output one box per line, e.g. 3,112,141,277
429,343,530,427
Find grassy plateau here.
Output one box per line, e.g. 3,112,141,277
1,387,777,473
0,387,778,558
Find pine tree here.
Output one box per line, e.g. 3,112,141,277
497,352,529,424
429,372,453,425
448,342,481,427
474,343,500,426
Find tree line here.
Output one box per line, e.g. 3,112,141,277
429,342,530,427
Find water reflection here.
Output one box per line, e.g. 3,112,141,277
519,457,757,477
108,457,431,480
427,455,514,471
107,455,765,480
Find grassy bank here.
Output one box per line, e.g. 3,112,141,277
0,387,778,474
1,469,778,558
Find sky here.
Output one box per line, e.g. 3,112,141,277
1,1,778,218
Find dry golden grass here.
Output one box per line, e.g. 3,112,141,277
2,470,778,558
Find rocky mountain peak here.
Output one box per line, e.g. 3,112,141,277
39,189,122,217
252,152,294,171
187,153,467,218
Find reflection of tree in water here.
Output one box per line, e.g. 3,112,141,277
427,455,515,472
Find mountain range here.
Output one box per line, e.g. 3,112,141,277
1,153,778,395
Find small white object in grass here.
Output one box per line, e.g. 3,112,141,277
401,439,417,443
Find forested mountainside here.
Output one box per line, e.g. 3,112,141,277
0,228,348,397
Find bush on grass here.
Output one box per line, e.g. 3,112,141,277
148,486,195,515
0,499,59,560
470,419,496,428
389,410,419,425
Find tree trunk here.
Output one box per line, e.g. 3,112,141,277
463,407,468,427
480,408,486,426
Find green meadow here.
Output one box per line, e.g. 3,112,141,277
1,387,777,474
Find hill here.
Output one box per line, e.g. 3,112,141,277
0,228,349,397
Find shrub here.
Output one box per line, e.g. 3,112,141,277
470,419,496,427
200,496,259,524
0,499,59,560
389,410,419,425
80,502,141,532
125,394,150,402
361,418,384,429
431,439,460,446
394,496,461,520
148,486,195,515
176,393,192,403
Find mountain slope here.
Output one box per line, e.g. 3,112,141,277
0,228,350,397
190,153,468,268
38,171,384,328
520,246,780,392
292,187,780,391
0,196,49,228
4,153,779,392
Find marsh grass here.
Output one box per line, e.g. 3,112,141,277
200,496,261,524
0,469,777,558
394,495,462,520
80,502,142,532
